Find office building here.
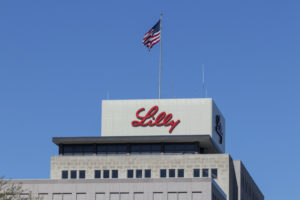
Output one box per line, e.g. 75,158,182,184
11,98,263,200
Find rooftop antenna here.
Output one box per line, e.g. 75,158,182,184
202,64,206,98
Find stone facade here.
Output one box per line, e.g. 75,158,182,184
14,178,225,200
50,154,233,200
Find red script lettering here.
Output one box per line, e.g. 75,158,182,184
131,106,180,133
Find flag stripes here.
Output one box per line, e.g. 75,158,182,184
143,20,161,50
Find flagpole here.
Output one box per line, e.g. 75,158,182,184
159,13,162,99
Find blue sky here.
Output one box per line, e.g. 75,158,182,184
0,1,299,199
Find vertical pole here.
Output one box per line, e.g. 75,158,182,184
202,64,205,98
159,13,162,99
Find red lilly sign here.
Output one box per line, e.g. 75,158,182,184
131,106,180,133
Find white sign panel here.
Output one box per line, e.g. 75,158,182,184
101,98,225,152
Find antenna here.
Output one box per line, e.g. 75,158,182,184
202,64,205,98
202,64,208,98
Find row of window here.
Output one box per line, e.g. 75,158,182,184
60,143,202,155
62,168,218,179
62,170,86,179
194,168,218,179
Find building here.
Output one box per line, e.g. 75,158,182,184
11,98,264,200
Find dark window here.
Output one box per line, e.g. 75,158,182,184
63,146,73,155
127,170,134,178
82,145,94,155
178,169,184,178
169,169,175,178
151,144,162,153
160,169,167,178
211,169,218,179
97,145,107,154
145,169,151,178
136,169,142,178
193,169,200,177
108,144,127,154
73,145,83,155
95,170,101,179
164,143,196,154
63,144,94,155
112,170,118,178
103,170,110,178
62,171,68,179
97,144,128,154
62,143,199,155
131,144,150,153
79,170,85,179
131,144,161,154
202,169,209,177
71,170,77,179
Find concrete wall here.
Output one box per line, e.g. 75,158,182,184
102,98,213,136
228,157,238,200
51,154,231,199
101,99,225,153
12,179,225,200
233,161,264,200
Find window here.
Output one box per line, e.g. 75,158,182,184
107,144,127,154
160,169,166,178
63,144,94,155
79,170,85,179
112,170,118,178
150,144,162,153
131,144,150,154
97,145,107,155
131,144,161,154
63,146,73,155
136,169,142,178
73,145,83,155
202,169,209,177
62,142,200,155
178,169,184,178
193,169,200,177
127,170,134,178
95,170,101,179
169,169,175,178
82,145,94,155
145,169,151,178
103,170,110,178
164,143,196,154
97,144,128,155
62,171,68,179
211,169,218,179
71,170,77,179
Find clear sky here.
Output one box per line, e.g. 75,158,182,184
0,1,299,199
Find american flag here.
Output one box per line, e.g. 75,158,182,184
143,20,161,50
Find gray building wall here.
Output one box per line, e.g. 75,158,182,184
51,154,232,199
233,161,264,200
13,178,226,200
228,157,238,200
